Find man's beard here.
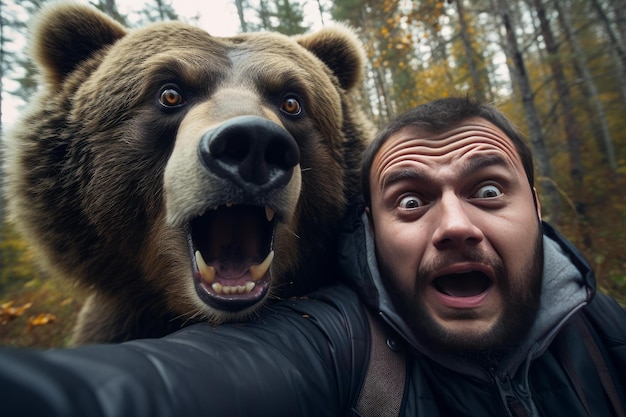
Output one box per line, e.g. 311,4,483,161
381,228,544,357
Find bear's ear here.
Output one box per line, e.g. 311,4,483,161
29,3,127,86
296,24,366,91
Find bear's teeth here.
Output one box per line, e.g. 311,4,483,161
211,282,256,294
265,207,275,222
195,250,215,283
249,250,274,281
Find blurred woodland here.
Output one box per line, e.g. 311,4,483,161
1,0,625,348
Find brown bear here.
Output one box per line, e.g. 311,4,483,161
3,3,372,345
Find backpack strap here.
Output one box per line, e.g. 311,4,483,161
355,309,407,417
575,313,626,417
557,312,626,417
555,319,593,416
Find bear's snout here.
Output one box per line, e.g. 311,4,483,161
199,116,300,191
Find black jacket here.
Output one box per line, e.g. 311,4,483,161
1,200,625,416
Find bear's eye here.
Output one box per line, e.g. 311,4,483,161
159,85,185,108
280,96,302,116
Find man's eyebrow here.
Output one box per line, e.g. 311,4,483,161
381,168,426,190
459,154,509,178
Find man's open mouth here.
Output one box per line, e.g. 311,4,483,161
187,204,277,312
433,271,493,298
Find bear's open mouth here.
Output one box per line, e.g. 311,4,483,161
433,272,492,298
187,204,276,312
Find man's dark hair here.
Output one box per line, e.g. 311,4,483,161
361,96,535,206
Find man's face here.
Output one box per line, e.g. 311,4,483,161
368,117,543,353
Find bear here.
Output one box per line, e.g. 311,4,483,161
2,3,372,345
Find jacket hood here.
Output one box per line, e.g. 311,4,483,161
338,196,596,381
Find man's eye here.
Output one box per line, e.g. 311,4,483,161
474,184,502,198
399,195,424,209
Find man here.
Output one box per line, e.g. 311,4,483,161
1,97,625,416
343,96,626,416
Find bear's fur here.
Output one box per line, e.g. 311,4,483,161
3,3,372,344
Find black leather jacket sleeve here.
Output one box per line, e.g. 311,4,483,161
0,285,370,417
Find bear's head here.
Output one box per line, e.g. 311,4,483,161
3,3,372,343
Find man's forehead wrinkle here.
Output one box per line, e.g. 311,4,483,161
376,137,503,173
378,123,519,168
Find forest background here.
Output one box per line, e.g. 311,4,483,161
1,0,624,348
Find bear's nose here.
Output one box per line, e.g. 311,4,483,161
198,115,300,191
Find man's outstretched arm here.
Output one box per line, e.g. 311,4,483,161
0,285,369,417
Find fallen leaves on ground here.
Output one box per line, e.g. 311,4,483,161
28,313,56,330
0,301,32,324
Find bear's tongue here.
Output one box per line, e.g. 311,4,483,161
433,272,491,297
190,205,274,279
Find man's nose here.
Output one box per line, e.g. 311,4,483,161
432,193,484,249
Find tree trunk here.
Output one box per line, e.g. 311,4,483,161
533,0,592,247
0,0,4,231
374,65,394,123
235,0,248,32
604,0,626,48
591,0,626,105
453,0,484,97
314,0,325,26
494,0,560,222
154,0,165,21
556,0,618,174
102,0,116,16
615,0,626,39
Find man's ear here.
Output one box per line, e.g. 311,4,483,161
532,187,542,220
